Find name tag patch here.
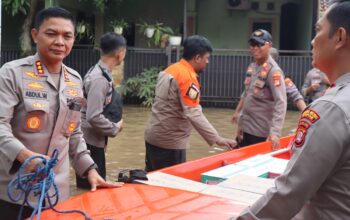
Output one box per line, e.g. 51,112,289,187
25,90,48,100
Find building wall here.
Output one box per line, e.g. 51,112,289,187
194,0,314,50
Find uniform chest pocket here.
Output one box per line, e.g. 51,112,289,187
61,99,83,137
23,99,49,133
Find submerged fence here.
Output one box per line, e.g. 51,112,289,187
1,47,312,108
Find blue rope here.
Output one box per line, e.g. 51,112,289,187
7,149,92,220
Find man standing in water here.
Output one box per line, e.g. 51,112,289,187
231,30,287,150
236,0,350,218
76,32,125,189
144,35,236,172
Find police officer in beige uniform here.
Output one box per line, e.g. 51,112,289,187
236,1,350,219
270,47,306,111
302,67,330,103
232,30,287,150
0,7,122,219
144,35,236,172
77,32,125,188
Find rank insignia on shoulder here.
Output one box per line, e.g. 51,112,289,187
67,122,76,133
63,67,70,82
272,72,282,87
186,83,199,100
259,70,268,78
35,61,44,75
301,109,320,123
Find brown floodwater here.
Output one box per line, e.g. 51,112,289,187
70,105,301,195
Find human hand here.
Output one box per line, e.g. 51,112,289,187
216,137,237,150
235,126,243,144
16,148,50,172
311,83,320,91
116,119,123,132
88,169,124,192
267,134,280,151
231,112,239,124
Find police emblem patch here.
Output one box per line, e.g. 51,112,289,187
301,109,320,123
26,116,41,130
294,120,311,147
186,83,199,100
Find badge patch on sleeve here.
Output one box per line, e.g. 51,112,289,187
284,78,294,88
301,109,320,123
293,108,320,147
272,72,281,87
294,120,311,147
186,83,199,100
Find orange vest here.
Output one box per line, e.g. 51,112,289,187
165,59,200,107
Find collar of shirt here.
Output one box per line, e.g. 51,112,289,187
179,58,198,78
334,72,350,87
98,60,113,77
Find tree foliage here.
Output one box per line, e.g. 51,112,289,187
119,66,163,107
3,0,30,16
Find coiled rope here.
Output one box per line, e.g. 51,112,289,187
7,149,92,220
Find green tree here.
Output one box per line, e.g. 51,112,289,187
3,0,40,55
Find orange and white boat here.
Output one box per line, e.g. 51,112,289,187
39,136,293,220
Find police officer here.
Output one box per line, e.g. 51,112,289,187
270,47,306,111
231,30,287,150
0,7,122,219
144,35,236,172
236,0,350,219
302,67,330,103
76,32,125,189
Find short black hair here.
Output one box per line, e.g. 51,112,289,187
182,35,213,60
34,7,75,30
100,32,127,55
327,0,350,37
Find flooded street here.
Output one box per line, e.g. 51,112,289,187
70,105,301,195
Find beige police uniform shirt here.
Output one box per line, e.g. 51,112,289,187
285,77,304,104
145,60,220,149
239,56,287,138
81,61,120,148
302,68,329,102
0,54,94,204
237,72,350,220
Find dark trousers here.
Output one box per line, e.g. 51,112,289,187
145,142,186,172
0,199,33,220
76,143,106,189
240,132,267,148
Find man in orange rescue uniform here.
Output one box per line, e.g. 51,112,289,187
144,35,236,172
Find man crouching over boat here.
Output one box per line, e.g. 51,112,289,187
236,0,350,219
